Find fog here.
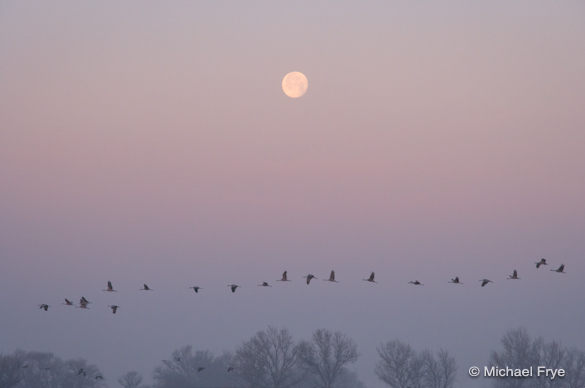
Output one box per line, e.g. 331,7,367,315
1,1,585,387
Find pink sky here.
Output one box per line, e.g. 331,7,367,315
1,1,584,387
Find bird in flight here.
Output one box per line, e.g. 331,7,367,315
104,281,116,292
408,280,423,286
449,276,462,284
109,305,119,314
278,271,290,282
324,270,338,283
363,272,377,283
39,304,49,311
79,296,90,309
140,284,152,291
64,298,74,306
258,282,271,287
535,258,548,268
304,274,317,285
507,270,520,280
551,264,566,273
197,367,205,373
227,366,234,372
228,284,240,293
480,279,493,287
189,286,202,293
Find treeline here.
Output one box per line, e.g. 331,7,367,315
2,327,585,388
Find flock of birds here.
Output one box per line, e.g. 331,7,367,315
37,258,567,314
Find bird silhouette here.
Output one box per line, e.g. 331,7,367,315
324,270,339,283
449,276,462,284
408,280,423,286
480,279,493,287
78,368,86,376
79,297,90,309
536,258,548,268
277,271,290,282
64,298,73,306
140,284,152,291
228,284,240,293
109,305,119,314
189,286,202,293
258,282,271,287
103,281,116,292
363,272,377,283
304,274,317,285
551,264,566,273
507,270,520,280
227,366,234,372
39,304,49,311
197,367,205,373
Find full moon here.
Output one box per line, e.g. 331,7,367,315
282,71,308,98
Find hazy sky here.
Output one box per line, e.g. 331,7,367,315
1,1,584,387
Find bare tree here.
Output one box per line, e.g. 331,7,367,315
375,340,424,388
490,327,585,388
118,371,143,388
0,350,105,388
421,349,456,388
233,326,303,388
297,329,358,388
563,348,585,388
153,347,238,388
0,352,24,388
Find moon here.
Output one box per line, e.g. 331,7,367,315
282,71,308,98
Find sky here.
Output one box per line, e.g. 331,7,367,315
1,1,585,387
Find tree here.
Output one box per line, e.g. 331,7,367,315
153,347,238,388
118,371,144,388
563,348,585,388
490,328,585,388
233,326,303,388
297,329,359,388
0,350,105,388
421,349,457,388
375,340,424,388
0,352,24,388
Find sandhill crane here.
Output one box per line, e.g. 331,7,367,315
197,367,205,373
408,280,423,286
304,274,317,285
363,272,376,283
507,270,520,280
449,276,462,284
39,304,49,311
140,284,152,291
64,298,74,306
551,264,566,273
480,279,493,287
258,282,271,287
79,296,90,309
228,284,240,293
536,258,548,268
189,286,202,293
103,281,116,292
324,270,338,283
109,305,119,314
277,271,290,282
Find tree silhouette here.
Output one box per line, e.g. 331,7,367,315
233,326,303,388
118,371,144,388
297,328,358,388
